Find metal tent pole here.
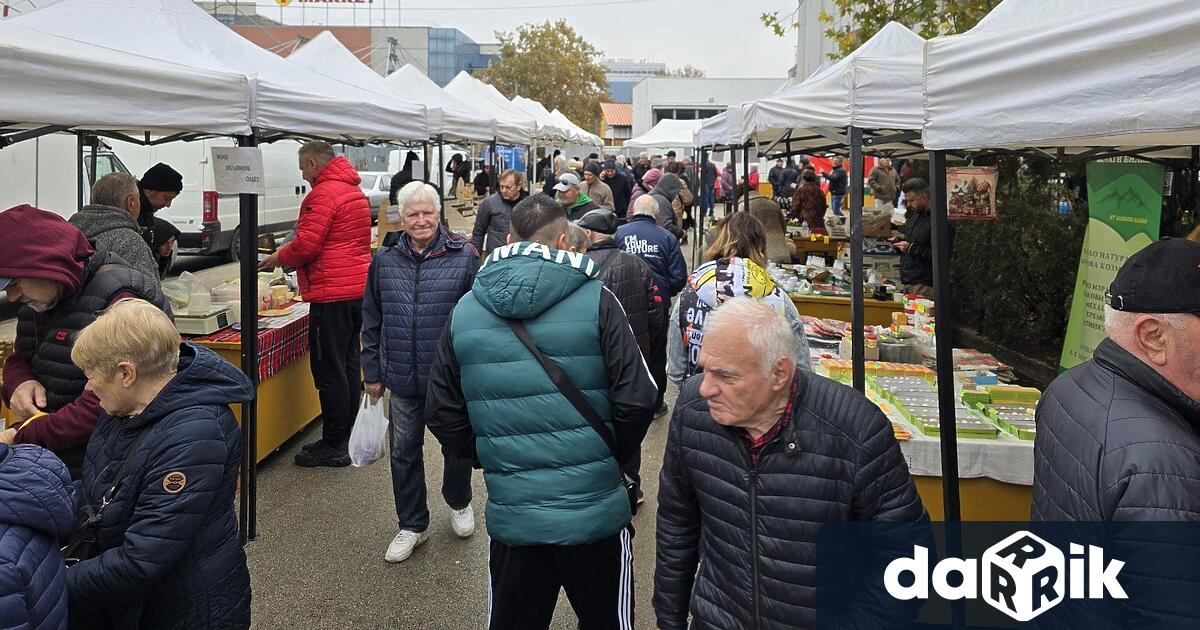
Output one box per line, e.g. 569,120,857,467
490,136,499,194
848,127,866,393
437,134,446,219
742,143,752,211
76,135,85,212
929,149,960,523
729,145,739,212
422,140,431,182
236,133,260,543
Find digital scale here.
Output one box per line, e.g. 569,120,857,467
174,305,231,335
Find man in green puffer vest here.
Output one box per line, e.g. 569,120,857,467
427,192,657,630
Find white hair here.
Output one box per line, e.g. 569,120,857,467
1104,305,1191,336
396,180,441,215
703,297,797,375
631,194,659,218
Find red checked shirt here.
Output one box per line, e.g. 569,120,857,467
741,376,799,467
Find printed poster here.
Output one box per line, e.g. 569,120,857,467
947,167,998,220
1058,160,1163,371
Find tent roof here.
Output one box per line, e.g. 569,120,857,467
736,22,924,147
923,0,1200,151
509,96,574,143
548,108,603,149
444,72,540,144
0,21,251,137
625,118,703,150
383,64,522,144
10,0,427,142
286,32,433,140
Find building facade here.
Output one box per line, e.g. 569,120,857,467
631,77,786,137
791,0,844,81
602,57,666,103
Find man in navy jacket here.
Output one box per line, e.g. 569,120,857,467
617,195,688,415
361,181,479,564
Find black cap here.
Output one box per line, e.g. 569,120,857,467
141,162,183,193
1107,238,1200,313
603,159,617,171
584,161,602,176
575,209,617,235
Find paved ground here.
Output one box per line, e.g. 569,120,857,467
244,201,724,629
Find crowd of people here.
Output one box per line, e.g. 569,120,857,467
1,136,1198,629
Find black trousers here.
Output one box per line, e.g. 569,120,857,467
488,527,634,630
309,300,363,451
648,309,669,411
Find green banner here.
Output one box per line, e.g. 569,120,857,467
1059,160,1163,371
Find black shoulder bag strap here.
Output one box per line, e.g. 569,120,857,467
590,250,619,280
505,318,638,514
62,424,155,566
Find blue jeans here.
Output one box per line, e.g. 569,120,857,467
388,394,473,532
702,184,715,214
831,194,845,216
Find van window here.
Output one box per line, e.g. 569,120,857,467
87,155,120,182
360,175,378,190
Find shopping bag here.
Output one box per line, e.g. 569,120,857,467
348,396,388,467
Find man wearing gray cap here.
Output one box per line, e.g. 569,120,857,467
554,172,602,221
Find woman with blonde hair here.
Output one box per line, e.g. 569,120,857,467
668,213,812,383
66,299,252,629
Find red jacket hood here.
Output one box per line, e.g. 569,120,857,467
0,205,92,293
316,155,361,188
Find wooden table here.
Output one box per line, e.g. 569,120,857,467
790,236,843,262
790,294,904,327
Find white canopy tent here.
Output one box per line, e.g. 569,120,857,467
444,72,542,144
923,0,1200,152
9,0,427,142
383,64,525,145
509,96,573,144
625,119,704,152
0,21,251,138
285,32,434,141
737,22,925,151
548,108,603,149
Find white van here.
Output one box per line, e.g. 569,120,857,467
111,138,309,261
388,146,469,194
0,134,131,214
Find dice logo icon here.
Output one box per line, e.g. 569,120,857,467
982,531,1064,621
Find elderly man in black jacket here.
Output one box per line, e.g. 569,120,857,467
1030,239,1200,627
655,297,926,630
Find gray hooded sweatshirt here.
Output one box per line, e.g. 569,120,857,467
69,205,162,287
650,173,684,240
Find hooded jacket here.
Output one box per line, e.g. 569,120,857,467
667,257,812,384
0,206,168,477
277,155,372,303
425,242,658,547
629,168,661,212
565,194,601,222
361,228,478,399
655,372,928,630
616,215,688,303
585,238,663,359
69,204,161,288
0,444,76,630
67,343,253,630
651,174,686,239
471,190,528,254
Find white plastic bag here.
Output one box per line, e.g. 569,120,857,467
348,396,388,467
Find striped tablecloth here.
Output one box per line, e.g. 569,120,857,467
188,303,311,383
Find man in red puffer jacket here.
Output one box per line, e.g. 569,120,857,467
260,141,371,467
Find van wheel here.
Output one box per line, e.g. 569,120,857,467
225,231,240,263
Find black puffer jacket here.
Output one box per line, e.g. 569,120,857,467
655,371,927,630
1030,338,1200,627
585,239,662,358
1033,338,1200,521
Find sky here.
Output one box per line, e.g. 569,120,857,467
246,0,802,79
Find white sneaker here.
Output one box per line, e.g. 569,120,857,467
384,530,428,563
450,505,476,538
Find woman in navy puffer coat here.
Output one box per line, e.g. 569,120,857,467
66,301,253,629
0,444,76,629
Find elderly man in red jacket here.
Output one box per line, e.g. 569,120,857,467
260,141,372,467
